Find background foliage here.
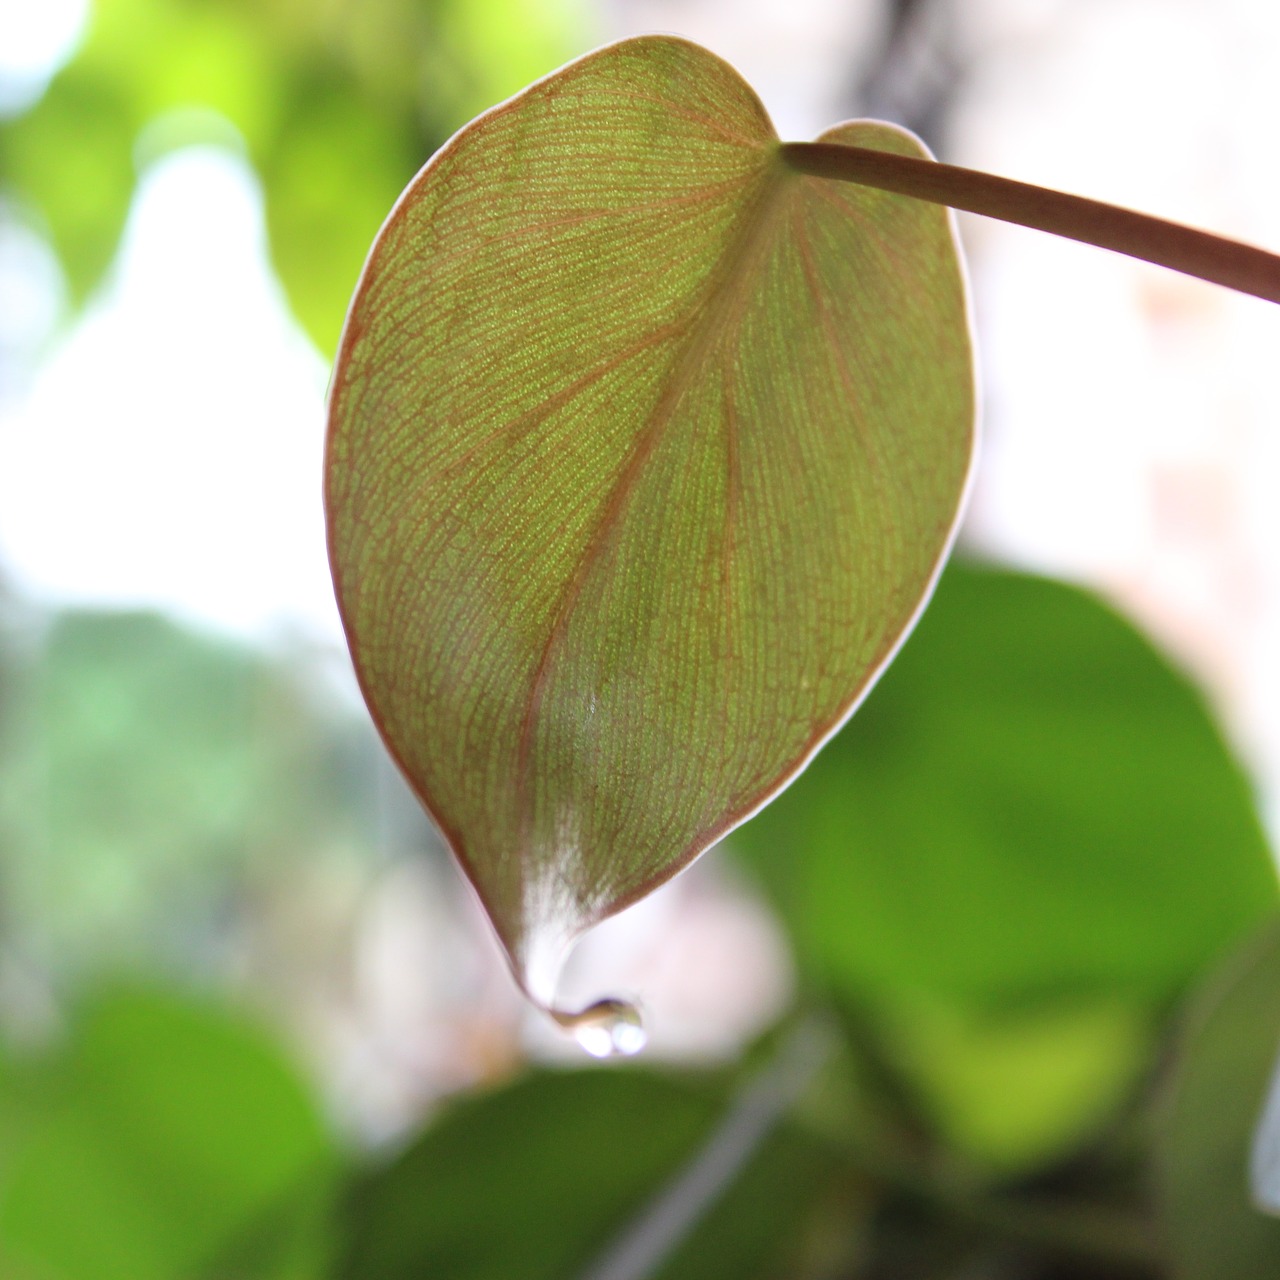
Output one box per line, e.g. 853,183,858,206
3,1,1280,1277
2,0,585,354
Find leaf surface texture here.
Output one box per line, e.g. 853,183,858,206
326,36,974,987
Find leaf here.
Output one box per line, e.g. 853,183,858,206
0,987,336,1280
730,560,1277,1168
1158,926,1280,1278
730,560,1277,1005
0,0,271,305
258,73,422,355
337,1065,854,1280
865,997,1152,1172
325,35,974,999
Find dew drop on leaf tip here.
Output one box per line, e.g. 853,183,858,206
553,997,647,1059
516,868,646,1057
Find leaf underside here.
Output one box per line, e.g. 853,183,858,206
325,35,974,990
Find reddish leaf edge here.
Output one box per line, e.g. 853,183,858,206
323,35,980,1031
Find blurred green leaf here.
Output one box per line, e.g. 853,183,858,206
1158,926,1280,1278
1,61,139,300
731,560,1277,1168
0,0,590,351
0,0,276,299
325,35,973,993
257,70,418,354
0,987,336,1280
869,997,1152,1170
732,560,1276,1008
339,1065,856,1280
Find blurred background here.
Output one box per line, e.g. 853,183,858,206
3,1,1280,1276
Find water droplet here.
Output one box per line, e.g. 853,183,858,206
512,868,645,1058
554,997,646,1059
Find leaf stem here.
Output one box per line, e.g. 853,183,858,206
781,141,1280,305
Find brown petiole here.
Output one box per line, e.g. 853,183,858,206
782,141,1280,306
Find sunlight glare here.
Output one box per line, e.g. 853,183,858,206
0,143,339,643
0,0,90,115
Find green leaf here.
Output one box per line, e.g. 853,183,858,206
1158,926,1280,1278
0,0,276,304
730,560,1277,1168
325,35,974,999
338,1066,854,1280
865,997,1152,1171
0,987,336,1280
258,70,421,355
731,560,1277,1008
0,61,140,303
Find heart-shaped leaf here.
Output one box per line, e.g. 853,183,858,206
325,36,974,1007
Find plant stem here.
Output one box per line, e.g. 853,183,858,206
781,141,1280,305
